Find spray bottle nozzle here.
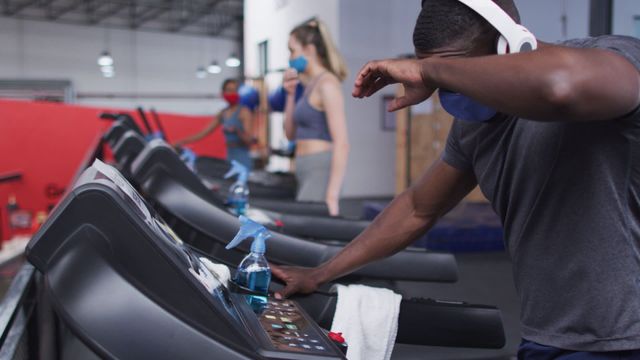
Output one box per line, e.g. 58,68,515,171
225,215,272,254
224,160,249,185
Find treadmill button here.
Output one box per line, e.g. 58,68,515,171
265,315,276,320
288,343,298,348
310,339,319,343
280,317,291,322
315,346,325,351
285,324,298,330
271,324,283,329
302,344,311,349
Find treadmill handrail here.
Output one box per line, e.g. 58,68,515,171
146,173,458,282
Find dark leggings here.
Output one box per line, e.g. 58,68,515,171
518,339,640,359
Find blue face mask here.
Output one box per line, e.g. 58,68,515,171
289,56,308,73
439,90,497,123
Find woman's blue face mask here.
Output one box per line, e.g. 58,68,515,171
289,55,308,73
438,90,497,122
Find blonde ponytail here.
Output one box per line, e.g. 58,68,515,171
291,18,348,82
312,20,348,81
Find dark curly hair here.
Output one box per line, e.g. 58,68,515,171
414,0,520,53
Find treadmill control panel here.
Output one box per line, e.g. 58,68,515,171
259,298,330,353
234,295,344,358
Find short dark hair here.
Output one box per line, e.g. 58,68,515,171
413,0,520,53
221,78,238,91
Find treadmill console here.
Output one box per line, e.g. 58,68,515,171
236,295,338,356
26,160,346,360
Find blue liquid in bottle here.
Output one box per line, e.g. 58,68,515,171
228,183,248,216
234,254,271,305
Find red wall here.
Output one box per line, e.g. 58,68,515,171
0,99,225,241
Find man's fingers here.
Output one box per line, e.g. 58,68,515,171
364,78,392,97
270,264,286,280
275,284,296,299
388,96,413,112
354,60,385,91
354,72,385,98
354,61,376,86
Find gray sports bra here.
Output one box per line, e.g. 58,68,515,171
293,73,332,142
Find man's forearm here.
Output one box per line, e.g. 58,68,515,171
422,45,640,122
315,188,437,283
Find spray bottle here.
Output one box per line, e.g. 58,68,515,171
179,147,198,173
224,161,250,216
225,216,272,302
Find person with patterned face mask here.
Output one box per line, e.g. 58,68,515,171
175,79,255,170
282,18,350,217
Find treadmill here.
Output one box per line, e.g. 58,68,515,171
138,109,300,200
23,161,505,359
113,131,368,241
128,139,457,285
103,117,330,216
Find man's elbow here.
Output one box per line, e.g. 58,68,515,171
543,51,640,118
542,65,582,116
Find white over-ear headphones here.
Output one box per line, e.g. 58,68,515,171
457,0,538,54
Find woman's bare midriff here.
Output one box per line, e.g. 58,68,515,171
295,139,333,157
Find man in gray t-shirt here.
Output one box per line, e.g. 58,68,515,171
272,1,640,357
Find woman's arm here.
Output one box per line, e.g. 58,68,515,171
174,117,220,146
321,77,350,216
234,107,255,146
283,69,299,140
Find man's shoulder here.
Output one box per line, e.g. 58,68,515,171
560,35,640,74
560,35,640,50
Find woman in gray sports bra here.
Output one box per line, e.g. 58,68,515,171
283,19,350,216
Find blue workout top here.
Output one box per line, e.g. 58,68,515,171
293,73,332,142
221,107,245,145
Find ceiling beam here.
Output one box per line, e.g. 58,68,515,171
8,0,39,16
85,0,111,24
131,2,169,28
91,3,123,24
3,0,243,39
128,0,136,28
170,0,221,32
48,0,82,20
211,14,241,36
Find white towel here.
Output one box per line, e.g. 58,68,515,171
199,257,231,287
330,284,401,360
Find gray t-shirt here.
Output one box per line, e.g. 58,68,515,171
442,35,640,351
